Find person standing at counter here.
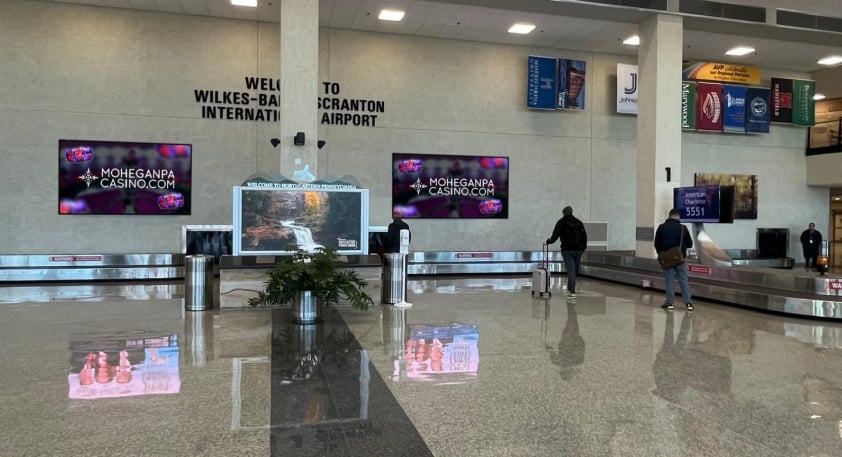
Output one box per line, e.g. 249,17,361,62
654,209,694,311
385,210,411,254
800,222,822,271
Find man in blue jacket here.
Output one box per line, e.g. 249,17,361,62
654,208,694,311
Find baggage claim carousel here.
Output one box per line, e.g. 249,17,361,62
1,251,841,320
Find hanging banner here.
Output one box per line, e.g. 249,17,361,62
617,63,638,114
792,79,816,126
558,59,586,110
527,56,558,110
696,83,723,131
745,87,771,133
681,81,697,130
722,85,747,133
682,62,761,85
771,78,793,124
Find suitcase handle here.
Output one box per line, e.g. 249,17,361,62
542,243,549,270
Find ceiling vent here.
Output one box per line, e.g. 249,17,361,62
679,0,766,23
777,10,842,34
573,0,667,11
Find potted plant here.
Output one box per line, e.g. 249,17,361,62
247,247,374,323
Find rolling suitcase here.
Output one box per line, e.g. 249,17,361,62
532,243,551,298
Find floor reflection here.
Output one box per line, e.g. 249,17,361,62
269,308,434,457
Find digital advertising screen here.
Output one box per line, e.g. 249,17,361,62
58,140,192,215
233,186,369,256
392,153,509,219
673,185,735,224
68,333,180,400
393,323,479,382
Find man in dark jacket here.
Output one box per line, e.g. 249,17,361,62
654,208,694,311
546,206,587,298
385,210,410,254
799,222,822,271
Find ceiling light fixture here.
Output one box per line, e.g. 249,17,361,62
814,93,827,101
622,35,640,46
231,0,257,7
818,55,842,66
378,9,405,22
725,46,755,56
508,23,536,35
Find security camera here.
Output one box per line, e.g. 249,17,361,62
270,138,280,148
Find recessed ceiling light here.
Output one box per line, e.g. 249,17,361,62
378,9,405,22
814,93,827,100
725,46,755,56
231,0,257,7
818,55,842,66
622,35,640,46
508,23,536,35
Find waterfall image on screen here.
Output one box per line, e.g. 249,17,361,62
237,188,366,255
280,220,325,252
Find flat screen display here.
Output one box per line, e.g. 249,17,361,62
392,153,509,219
233,186,370,256
673,185,734,223
58,140,192,215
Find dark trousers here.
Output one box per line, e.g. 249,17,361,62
561,250,583,293
804,254,818,270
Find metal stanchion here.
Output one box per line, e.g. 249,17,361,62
184,254,214,311
382,253,407,305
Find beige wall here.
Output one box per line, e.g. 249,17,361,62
0,0,827,254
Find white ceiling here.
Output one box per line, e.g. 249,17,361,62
41,0,842,71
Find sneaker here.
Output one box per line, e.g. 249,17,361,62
565,292,577,298
661,302,674,310
685,303,694,311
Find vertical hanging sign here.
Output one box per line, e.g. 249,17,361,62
557,59,586,110
770,78,793,124
745,87,771,133
792,79,816,126
722,85,747,133
617,63,638,114
681,81,697,130
696,83,722,131
527,56,558,110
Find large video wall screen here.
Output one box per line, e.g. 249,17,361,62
392,153,509,219
58,140,192,215
233,187,369,256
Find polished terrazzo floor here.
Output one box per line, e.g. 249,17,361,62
2,275,842,456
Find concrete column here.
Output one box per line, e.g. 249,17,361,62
279,0,319,178
635,14,683,257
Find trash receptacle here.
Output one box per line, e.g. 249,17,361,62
184,254,214,311
382,253,406,304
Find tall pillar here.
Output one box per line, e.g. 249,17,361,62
635,14,683,257
279,0,319,178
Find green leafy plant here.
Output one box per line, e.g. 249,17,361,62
247,247,373,311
